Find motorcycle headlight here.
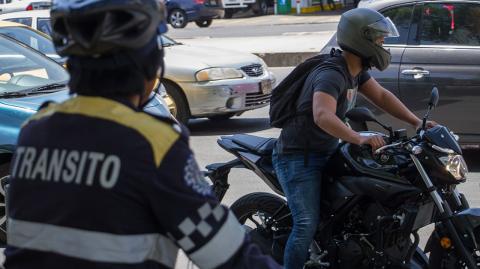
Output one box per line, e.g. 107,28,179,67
195,68,244,81
439,155,469,180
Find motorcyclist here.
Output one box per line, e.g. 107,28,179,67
4,0,281,268
272,8,436,269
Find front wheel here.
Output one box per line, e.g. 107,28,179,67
163,81,190,124
169,9,188,28
195,19,212,27
230,192,291,264
252,0,269,15
0,162,9,245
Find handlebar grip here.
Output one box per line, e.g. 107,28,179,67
360,144,373,152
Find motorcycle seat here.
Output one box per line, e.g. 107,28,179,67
230,134,276,156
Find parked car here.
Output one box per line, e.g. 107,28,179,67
166,0,224,28
0,0,50,14
320,0,480,148
222,0,272,18
0,9,50,35
0,20,63,63
162,35,275,123
0,13,274,124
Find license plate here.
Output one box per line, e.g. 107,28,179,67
260,80,272,94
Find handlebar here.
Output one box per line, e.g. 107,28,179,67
374,142,405,155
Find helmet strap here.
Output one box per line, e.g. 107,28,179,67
361,58,372,71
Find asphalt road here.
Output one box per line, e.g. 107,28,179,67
168,22,338,39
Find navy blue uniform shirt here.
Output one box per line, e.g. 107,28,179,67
5,96,280,269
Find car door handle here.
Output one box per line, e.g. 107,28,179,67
401,69,430,79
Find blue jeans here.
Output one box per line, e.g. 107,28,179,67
272,148,332,269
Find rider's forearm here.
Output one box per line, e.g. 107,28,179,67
379,90,421,128
314,110,362,145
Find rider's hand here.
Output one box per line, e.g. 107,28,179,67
357,135,386,153
415,120,438,132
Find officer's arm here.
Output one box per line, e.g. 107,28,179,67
359,77,421,128
147,132,281,269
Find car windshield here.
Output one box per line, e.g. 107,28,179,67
0,35,69,96
0,26,61,61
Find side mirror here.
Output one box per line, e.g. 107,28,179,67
429,87,439,109
346,107,378,123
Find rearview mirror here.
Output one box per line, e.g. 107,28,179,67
429,87,439,108
346,107,378,123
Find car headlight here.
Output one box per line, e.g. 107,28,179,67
439,155,469,180
195,68,243,81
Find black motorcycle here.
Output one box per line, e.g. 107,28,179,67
206,88,480,269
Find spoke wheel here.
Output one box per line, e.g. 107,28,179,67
169,9,188,28
0,162,9,245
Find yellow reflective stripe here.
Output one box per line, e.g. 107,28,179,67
25,96,179,166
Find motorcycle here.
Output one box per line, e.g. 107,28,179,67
206,88,480,269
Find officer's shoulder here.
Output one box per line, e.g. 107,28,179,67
144,113,185,136
22,101,60,128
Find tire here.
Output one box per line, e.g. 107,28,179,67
230,192,290,264
195,19,212,28
163,81,190,124
224,9,235,19
0,162,9,245
207,113,236,121
252,0,268,15
168,9,188,28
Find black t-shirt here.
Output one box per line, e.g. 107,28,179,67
277,56,371,154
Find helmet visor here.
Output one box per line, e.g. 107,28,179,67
366,17,400,40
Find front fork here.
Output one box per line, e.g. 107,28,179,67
411,155,479,268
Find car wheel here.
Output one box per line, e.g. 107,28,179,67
169,9,188,28
163,81,190,124
195,19,213,28
224,9,235,18
252,0,268,15
0,162,9,245
207,113,236,120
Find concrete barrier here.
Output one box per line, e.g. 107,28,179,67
253,52,319,67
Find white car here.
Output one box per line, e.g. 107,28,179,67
0,9,50,34
0,0,50,14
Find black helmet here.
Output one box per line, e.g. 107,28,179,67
51,0,167,56
337,8,399,71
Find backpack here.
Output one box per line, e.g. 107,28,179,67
269,49,342,128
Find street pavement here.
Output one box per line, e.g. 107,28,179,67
167,11,343,66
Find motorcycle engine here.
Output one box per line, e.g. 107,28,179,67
333,203,405,269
